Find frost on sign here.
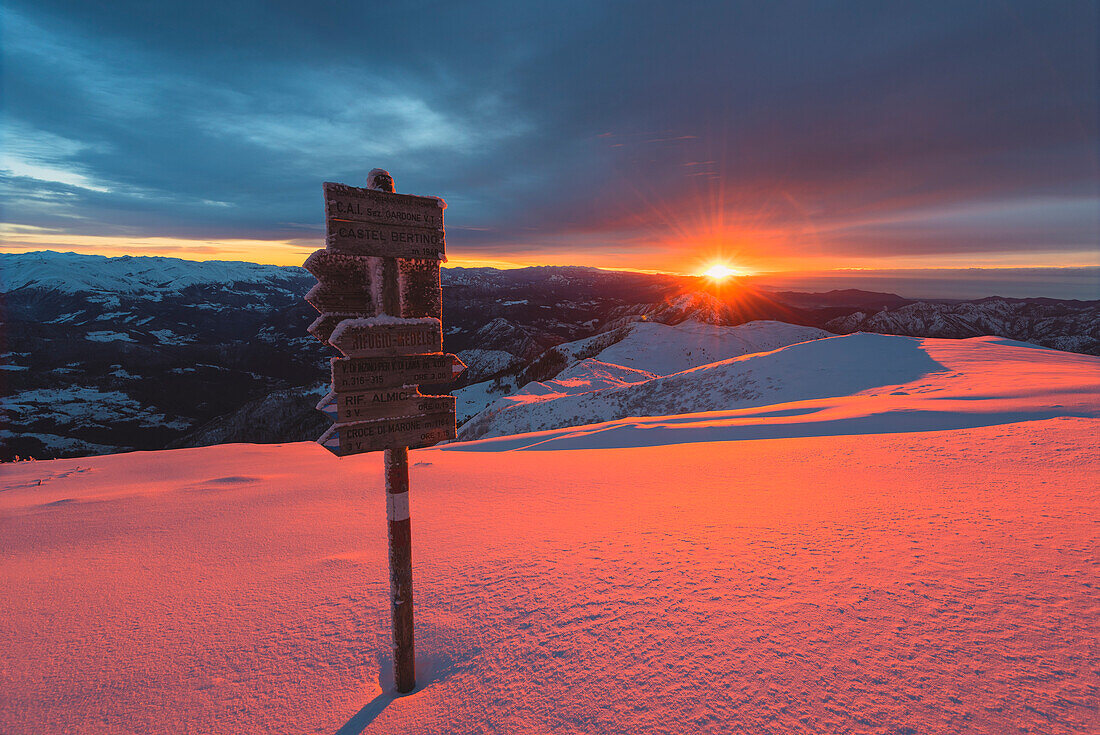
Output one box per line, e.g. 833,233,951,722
303,250,378,315
329,317,443,358
317,389,456,423
330,354,466,392
318,411,457,454
307,178,456,457
324,182,446,260
397,259,443,320
324,182,444,229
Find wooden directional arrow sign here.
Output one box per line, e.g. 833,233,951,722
326,221,446,260
324,182,446,260
318,411,457,455
331,354,466,392
318,389,455,423
303,249,378,342
328,317,442,358
303,248,379,289
309,313,359,345
324,182,444,229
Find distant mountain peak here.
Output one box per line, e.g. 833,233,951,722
1,250,305,294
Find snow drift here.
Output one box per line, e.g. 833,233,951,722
2,330,1098,734
459,332,1100,446
455,319,830,425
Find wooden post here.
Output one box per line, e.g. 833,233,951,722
375,169,415,694
384,445,415,693
310,170,453,693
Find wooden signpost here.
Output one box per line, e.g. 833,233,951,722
331,353,466,391
328,318,443,358
318,389,456,423
305,169,462,694
324,181,446,259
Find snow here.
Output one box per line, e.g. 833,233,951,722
0,251,301,294
0,430,121,455
460,333,1100,445
2,387,190,432
84,330,137,343
328,316,440,344
46,311,83,324
556,319,830,376
453,374,521,423
2,333,1098,734
455,320,829,429
150,329,195,345
519,359,656,396
454,348,521,384
2,417,1097,734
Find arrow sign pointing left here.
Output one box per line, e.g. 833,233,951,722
328,317,442,358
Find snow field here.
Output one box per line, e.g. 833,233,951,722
2,418,1098,734
459,333,1100,445
454,319,829,430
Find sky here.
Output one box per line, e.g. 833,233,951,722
2,0,1097,292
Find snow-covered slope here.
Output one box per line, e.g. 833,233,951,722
4,330,1099,733
0,250,303,293
459,333,1100,445
549,319,830,376
2,416,1097,734
454,320,829,423
521,359,657,396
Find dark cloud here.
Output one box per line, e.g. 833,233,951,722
2,0,1096,267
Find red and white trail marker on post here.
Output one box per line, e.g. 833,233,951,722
304,169,461,694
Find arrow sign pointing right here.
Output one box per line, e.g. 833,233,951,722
331,353,466,392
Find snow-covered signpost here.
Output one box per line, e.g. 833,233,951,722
304,169,464,694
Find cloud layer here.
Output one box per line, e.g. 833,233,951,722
2,0,1097,272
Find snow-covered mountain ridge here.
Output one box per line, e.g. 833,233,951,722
3,250,1098,459
453,320,830,423
1,251,305,293
828,299,1100,354
458,333,1100,447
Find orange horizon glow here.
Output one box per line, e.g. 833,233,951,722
1,227,1097,276
701,264,740,280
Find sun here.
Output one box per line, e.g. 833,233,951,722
701,263,739,280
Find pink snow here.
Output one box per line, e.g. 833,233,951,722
2,334,1099,733
1,420,1097,733
458,334,1100,447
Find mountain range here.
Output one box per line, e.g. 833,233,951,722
2,250,1097,459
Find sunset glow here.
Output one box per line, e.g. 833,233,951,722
702,264,739,280
3,2,1099,733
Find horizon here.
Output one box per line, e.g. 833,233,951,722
6,247,1099,301
2,1,1097,282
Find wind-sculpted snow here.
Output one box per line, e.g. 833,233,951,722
454,320,830,425
551,319,831,376
457,333,1100,446
2,419,1097,733
522,360,657,395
